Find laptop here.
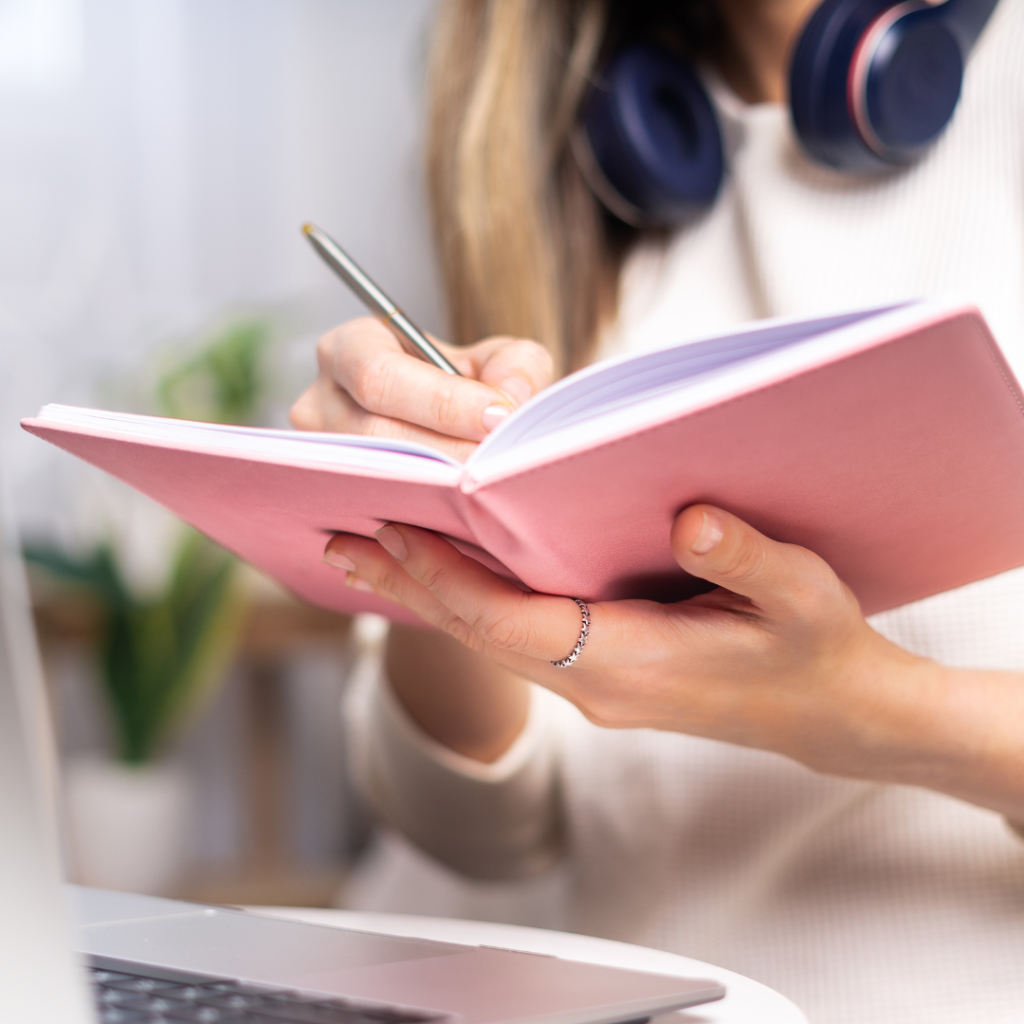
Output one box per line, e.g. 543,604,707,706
0,463,725,1024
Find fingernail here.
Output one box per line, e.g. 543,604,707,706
375,525,408,562
690,510,724,555
348,576,376,593
482,404,511,432
497,376,532,407
323,549,356,571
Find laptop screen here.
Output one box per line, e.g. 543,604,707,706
0,467,94,1023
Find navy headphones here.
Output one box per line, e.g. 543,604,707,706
577,0,1000,226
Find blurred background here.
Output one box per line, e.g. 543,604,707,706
2,0,565,923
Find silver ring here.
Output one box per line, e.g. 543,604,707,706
551,599,590,668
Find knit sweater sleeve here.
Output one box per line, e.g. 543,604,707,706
344,634,564,881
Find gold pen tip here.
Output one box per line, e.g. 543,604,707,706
301,222,315,236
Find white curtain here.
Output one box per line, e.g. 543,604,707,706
1,1,575,917
0,0,442,540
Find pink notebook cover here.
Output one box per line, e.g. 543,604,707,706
22,303,1024,622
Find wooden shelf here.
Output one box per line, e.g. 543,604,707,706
32,569,353,657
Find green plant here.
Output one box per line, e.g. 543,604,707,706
156,321,270,425
27,318,272,764
25,535,242,764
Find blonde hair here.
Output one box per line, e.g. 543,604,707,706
426,1,725,371
426,0,619,374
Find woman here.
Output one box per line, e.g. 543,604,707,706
290,1,1024,1020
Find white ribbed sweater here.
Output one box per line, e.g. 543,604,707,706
350,5,1024,1022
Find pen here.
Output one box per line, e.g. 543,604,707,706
301,222,462,376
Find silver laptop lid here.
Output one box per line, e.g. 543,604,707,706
0,466,93,1022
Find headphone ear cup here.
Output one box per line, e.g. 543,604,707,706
854,6,963,155
579,45,724,226
790,0,914,170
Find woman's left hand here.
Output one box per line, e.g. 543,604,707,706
323,506,1024,818
325,505,933,775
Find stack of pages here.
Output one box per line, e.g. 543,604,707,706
24,300,1024,621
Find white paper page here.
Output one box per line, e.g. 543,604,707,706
36,303,915,489
475,306,900,461
34,406,463,482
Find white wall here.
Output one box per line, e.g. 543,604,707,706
0,0,443,540
0,0,446,880
2,3,575,915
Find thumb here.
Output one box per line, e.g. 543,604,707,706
476,338,554,407
671,505,833,614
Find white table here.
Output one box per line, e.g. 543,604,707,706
250,908,807,1024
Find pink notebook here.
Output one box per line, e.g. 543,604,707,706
22,300,1024,622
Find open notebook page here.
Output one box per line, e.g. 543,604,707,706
474,305,901,461
33,406,463,480
36,302,908,481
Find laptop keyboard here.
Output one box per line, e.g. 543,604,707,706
89,965,448,1024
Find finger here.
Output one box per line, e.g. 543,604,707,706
291,375,480,461
324,319,517,440
290,375,364,432
289,380,328,431
323,533,476,637
468,337,554,407
323,534,597,704
670,505,845,617
368,523,587,662
324,531,627,721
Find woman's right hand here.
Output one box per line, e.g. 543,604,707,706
289,317,553,462
291,316,550,763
